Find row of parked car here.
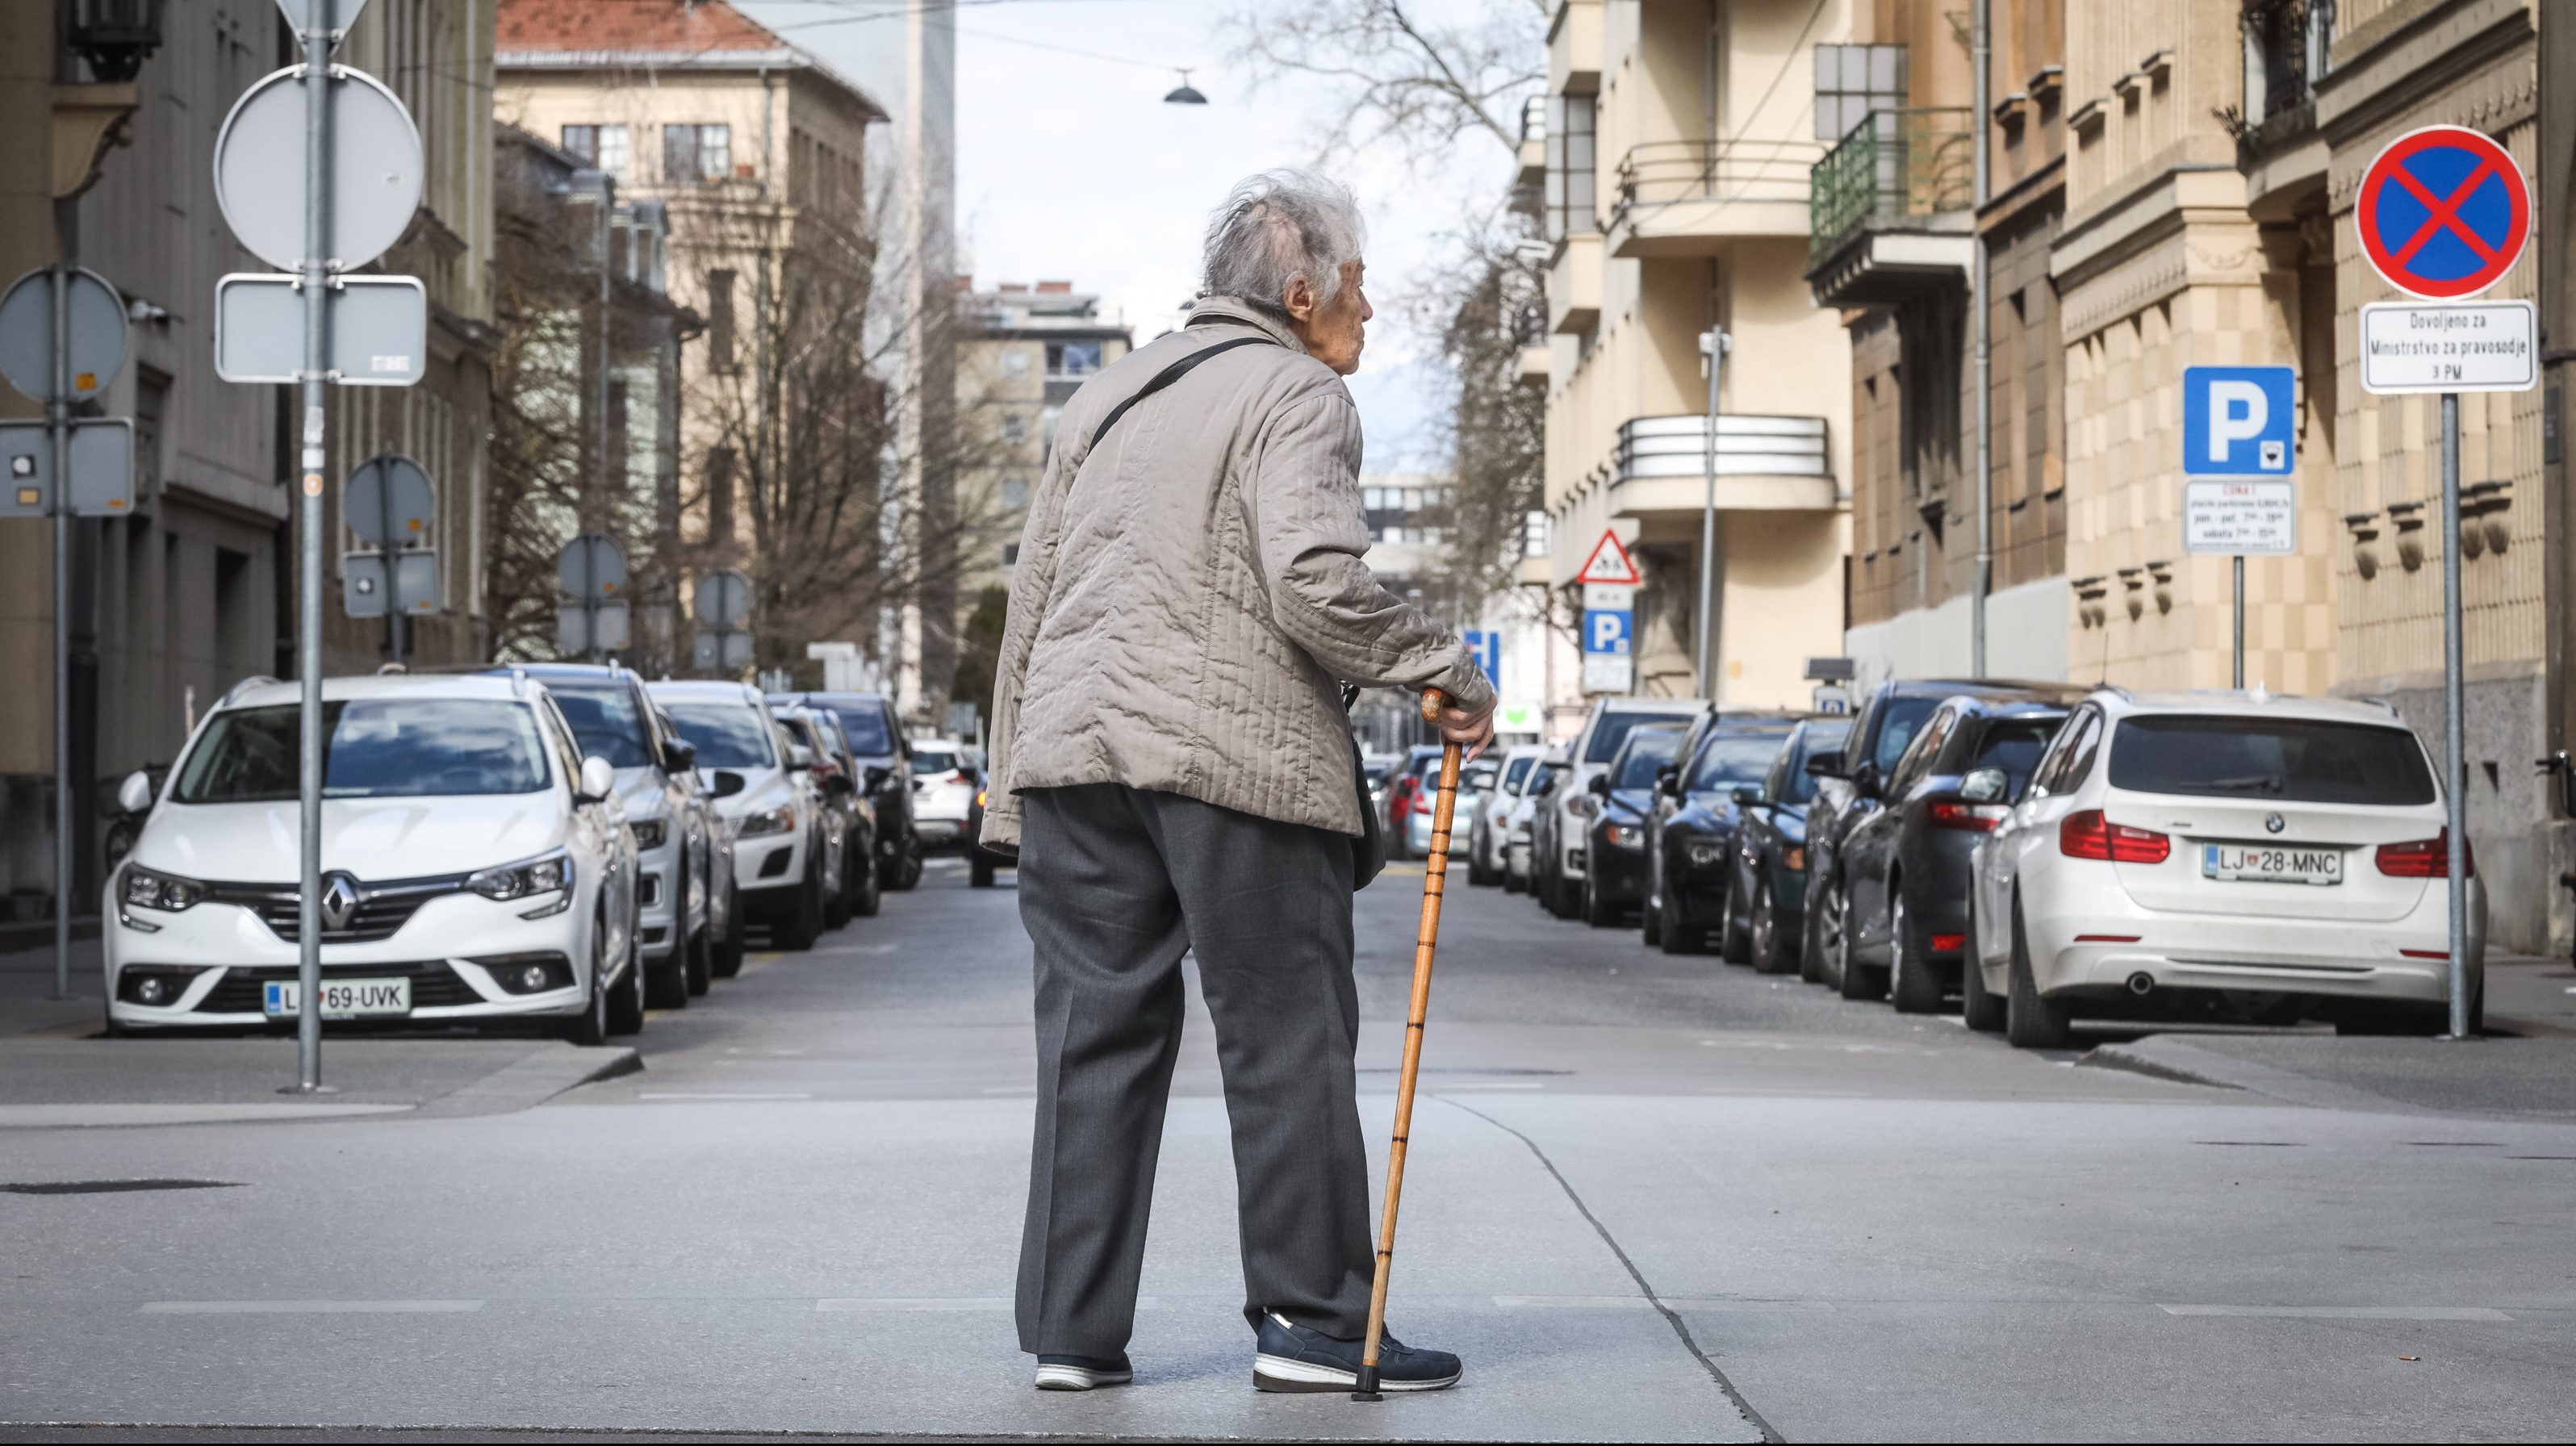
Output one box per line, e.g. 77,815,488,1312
1445,679,2487,1044
102,664,976,1043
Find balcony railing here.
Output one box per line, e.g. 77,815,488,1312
1809,108,1974,259
1614,137,1824,224
1613,414,1830,487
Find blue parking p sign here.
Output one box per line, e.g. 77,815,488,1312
1584,608,1631,656
2183,366,2297,476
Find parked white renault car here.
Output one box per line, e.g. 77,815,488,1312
105,673,645,1043
1965,687,2485,1047
909,737,977,850
647,680,834,951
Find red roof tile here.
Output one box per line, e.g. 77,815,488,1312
497,0,785,56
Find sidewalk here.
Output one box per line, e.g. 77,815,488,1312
2484,952,2576,1037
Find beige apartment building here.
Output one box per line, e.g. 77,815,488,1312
0,0,496,923
1538,0,1854,708
494,0,884,669
954,278,1132,579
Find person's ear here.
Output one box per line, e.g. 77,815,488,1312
1282,272,1318,324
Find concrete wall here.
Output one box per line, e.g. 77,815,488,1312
1846,573,2071,686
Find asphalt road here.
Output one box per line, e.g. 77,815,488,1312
4,855,2574,1441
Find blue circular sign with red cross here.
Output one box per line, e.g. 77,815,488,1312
2356,126,2529,299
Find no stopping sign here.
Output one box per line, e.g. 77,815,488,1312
2356,126,2529,299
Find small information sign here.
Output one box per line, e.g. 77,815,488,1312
2183,480,2298,557
2358,300,2538,395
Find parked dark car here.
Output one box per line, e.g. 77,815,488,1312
1830,694,2071,1011
1579,722,1687,926
1800,678,2076,989
1722,717,1852,973
1643,716,1800,955
966,775,1011,888
768,691,922,891
779,705,884,923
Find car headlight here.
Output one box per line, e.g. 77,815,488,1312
737,802,797,838
1686,838,1726,867
467,849,571,902
629,817,668,851
121,864,203,913
1604,823,1644,849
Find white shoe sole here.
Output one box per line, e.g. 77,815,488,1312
1034,1364,1131,1390
1252,1352,1460,1394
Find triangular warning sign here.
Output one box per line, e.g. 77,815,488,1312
1574,529,1641,586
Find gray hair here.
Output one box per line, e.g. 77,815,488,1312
1201,169,1369,313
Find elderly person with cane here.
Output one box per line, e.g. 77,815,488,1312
979,169,1495,1395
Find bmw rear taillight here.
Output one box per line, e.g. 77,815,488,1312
1928,800,2006,832
2375,830,2474,879
2059,809,2170,864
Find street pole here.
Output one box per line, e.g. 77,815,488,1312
292,23,333,1093
2440,391,2469,1037
379,463,402,668
1696,328,1728,703
2232,555,2245,688
48,265,71,1001
1969,0,1992,679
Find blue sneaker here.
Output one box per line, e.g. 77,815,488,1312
1252,1310,1462,1393
1033,1352,1131,1390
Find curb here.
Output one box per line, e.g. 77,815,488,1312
2079,1035,2437,1116
413,1043,642,1118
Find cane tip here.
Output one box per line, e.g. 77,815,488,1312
1350,1390,1384,1403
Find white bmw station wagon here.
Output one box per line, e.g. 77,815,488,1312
104,673,645,1043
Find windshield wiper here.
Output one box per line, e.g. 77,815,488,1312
2202,775,2285,794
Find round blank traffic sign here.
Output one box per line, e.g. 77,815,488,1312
343,453,434,550
693,569,752,628
213,65,424,274
558,533,628,598
0,266,126,405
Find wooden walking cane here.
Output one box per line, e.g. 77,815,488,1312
1352,687,1462,1402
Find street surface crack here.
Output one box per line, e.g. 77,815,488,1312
1437,1096,1785,1444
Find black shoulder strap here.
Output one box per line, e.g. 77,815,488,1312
1085,336,1273,456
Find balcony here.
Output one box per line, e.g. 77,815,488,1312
1606,414,1835,520
1517,96,1546,189
1607,138,1823,257
1548,232,1602,334
1805,109,1976,308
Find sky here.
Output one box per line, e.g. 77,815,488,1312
737,0,1529,474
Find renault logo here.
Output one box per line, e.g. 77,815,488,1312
2264,813,2286,834
320,873,362,932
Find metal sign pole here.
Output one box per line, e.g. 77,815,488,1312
378,462,400,667
2440,391,2469,1037
2232,555,2245,689
1695,328,1728,703
48,265,71,1001
292,27,334,1093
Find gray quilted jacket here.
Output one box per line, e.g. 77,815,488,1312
979,295,1494,849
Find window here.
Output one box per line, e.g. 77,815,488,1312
1001,412,1028,445
706,270,736,371
999,479,1029,509
1002,542,1021,566
705,446,736,541
1871,696,1942,775
1001,349,1030,378
562,123,630,178
546,683,656,769
663,123,731,182
1046,341,1102,377
659,701,776,770
2109,717,2434,806
1813,44,1908,140
1688,733,1789,792
1544,93,1597,241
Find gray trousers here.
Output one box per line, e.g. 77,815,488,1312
1014,783,1374,1358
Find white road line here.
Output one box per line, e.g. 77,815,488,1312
1436,1082,1544,1090
2160,1305,2512,1321
636,1093,814,1101
1494,1295,1657,1309
815,1297,1161,1311
143,1300,483,1314
981,1086,1034,1095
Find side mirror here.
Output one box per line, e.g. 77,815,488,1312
577,755,617,804
826,771,856,796
710,769,747,799
1654,763,1679,796
785,742,813,772
663,739,697,775
117,769,155,816
1731,784,1763,808
1851,762,1882,799
1586,774,1611,798
1960,767,2010,804
1804,750,1846,779
863,765,890,792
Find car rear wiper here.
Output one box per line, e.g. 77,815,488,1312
2203,775,2285,793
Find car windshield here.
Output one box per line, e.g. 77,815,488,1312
1972,717,2064,795
1612,729,1683,790
827,706,893,755
1873,697,1941,773
1587,710,1692,764
913,746,960,775
661,701,777,770
1784,723,1852,803
175,700,550,802
543,682,654,768
1462,759,1499,791
1502,755,1533,792
1690,733,1787,791
2109,716,2436,805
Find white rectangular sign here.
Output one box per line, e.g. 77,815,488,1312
2184,479,2297,557
2359,301,2538,395
1580,654,1633,694
1582,583,1637,612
